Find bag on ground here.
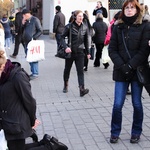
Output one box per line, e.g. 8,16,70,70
26,40,45,62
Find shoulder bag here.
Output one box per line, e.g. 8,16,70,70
57,24,72,59
122,31,150,85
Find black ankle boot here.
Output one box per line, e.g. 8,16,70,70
63,81,68,93
79,85,89,97
103,62,109,69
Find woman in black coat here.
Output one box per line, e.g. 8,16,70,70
0,50,37,150
92,13,108,68
108,0,150,144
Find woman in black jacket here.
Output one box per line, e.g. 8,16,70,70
0,50,37,150
61,10,90,97
108,0,150,144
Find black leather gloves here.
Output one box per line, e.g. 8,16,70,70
121,64,134,81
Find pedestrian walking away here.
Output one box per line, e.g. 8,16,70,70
53,5,65,57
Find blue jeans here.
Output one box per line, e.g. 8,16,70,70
29,62,39,76
5,38,11,48
25,45,39,76
111,81,143,137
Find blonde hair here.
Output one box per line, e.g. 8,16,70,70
0,50,6,66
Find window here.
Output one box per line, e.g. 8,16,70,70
109,0,125,9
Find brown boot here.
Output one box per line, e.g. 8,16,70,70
63,81,68,93
79,85,89,97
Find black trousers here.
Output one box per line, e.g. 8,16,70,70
63,53,85,86
12,34,25,56
94,43,104,66
7,139,26,150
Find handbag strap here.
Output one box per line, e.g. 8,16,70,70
122,30,131,59
68,24,72,47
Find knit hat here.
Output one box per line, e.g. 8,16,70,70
55,6,61,11
22,9,30,14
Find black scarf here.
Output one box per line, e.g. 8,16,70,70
0,60,15,84
122,14,138,26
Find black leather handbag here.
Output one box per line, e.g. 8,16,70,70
122,31,150,85
57,24,71,59
136,63,150,85
57,44,71,59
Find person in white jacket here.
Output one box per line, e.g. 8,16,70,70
0,23,7,58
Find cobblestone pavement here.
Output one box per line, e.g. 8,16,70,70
8,35,150,150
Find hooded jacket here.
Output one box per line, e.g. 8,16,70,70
1,18,11,38
108,14,150,81
0,62,36,140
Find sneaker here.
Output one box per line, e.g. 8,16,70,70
10,55,16,59
30,75,38,80
83,67,88,71
110,136,119,143
130,135,140,143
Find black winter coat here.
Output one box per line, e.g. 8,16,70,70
108,14,150,81
92,19,108,44
61,22,90,55
93,7,108,18
15,12,23,34
0,62,36,140
53,11,65,34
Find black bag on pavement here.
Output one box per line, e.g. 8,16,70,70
26,134,68,150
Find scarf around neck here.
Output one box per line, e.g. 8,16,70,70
0,60,15,84
122,14,138,26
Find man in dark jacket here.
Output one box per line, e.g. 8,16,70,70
22,9,42,80
53,5,65,56
93,1,108,18
10,7,25,58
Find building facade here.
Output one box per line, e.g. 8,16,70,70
15,0,149,35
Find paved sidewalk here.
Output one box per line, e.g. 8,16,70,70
8,35,150,150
